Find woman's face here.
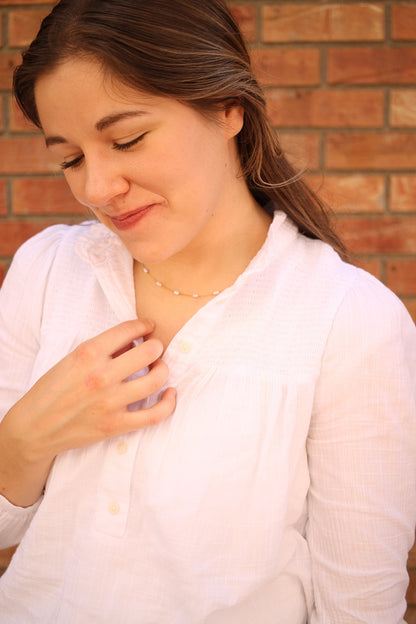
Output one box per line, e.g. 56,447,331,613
34,57,245,264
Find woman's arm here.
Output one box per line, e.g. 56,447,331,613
307,272,416,623
0,229,62,547
0,228,175,547
0,319,175,508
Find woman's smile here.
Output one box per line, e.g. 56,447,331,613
108,204,158,231
34,57,253,268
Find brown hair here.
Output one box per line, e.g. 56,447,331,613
13,0,347,257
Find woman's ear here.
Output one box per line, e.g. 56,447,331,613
222,98,244,138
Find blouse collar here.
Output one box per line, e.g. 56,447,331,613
74,207,295,307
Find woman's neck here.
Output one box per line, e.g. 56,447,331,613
137,194,272,298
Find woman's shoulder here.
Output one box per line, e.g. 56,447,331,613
274,216,403,319
276,220,415,348
10,220,125,275
286,221,407,318
318,242,410,328
334,261,415,350
299,237,416,354
3,221,110,299
12,221,98,264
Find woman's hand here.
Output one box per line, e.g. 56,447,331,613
0,319,175,507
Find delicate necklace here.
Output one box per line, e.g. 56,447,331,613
142,266,222,299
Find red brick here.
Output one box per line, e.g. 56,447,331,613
9,96,39,133
350,257,382,280
403,300,416,325
0,137,60,175
0,180,7,216
335,216,416,254
390,175,416,213
406,606,416,624
327,47,416,85
390,90,416,128
392,4,416,41
230,5,256,43
408,570,416,604
8,9,49,48
306,174,385,213
0,52,22,91
0,96,3,133
386,260,416,296
0,219,72,256
266,89,383,128
251,49,320,87
279,131,321,171
408,539,416,568
0,262,7,288
326,133,416,171
262,3,384,43
12,178,84,216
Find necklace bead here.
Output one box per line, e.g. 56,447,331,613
142,266,222,299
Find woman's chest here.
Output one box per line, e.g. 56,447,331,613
135,286,213,351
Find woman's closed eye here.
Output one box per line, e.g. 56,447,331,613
113,133,147,152
59,133,147,170
60,155,84,170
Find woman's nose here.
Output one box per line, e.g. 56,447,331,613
82,158,130,208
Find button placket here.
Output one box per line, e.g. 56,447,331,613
93,433,141,536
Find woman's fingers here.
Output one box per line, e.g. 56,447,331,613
63,329,172,438
10,320,175,462
70,336,165,407
123,387,177,430
68,321,163,396
122,358,170,403
82,364,174,439
111,338,164,382
74,318,155,368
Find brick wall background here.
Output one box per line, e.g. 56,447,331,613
0,0,415,618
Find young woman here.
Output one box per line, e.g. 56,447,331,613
0,1,415,622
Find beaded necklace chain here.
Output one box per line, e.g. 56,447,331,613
142,266,222,299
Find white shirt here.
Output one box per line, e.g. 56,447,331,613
0,212,415,623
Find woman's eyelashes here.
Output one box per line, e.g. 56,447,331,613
60,155,84,170
113,132,147,152
60,133,147,170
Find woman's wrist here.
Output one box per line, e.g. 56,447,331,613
0,414,53,508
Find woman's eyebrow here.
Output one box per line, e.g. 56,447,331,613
44,110,149,147
45,135,68,147
95,110,149,132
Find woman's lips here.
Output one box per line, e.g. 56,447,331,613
109,204,154,231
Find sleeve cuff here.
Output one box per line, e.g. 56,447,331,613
0,492,42,549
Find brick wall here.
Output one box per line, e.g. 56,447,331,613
0,0,415,618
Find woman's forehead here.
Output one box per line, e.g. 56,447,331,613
35,57,165,114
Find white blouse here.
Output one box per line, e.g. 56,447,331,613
0,212,415,624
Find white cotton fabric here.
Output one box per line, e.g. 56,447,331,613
0,211,415,623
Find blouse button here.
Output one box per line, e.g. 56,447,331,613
108,501,120,516
178,340,192,354
116,440,128,455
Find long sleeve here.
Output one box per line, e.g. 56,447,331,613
0,226,68,547
307,270,416,623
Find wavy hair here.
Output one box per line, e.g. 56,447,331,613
13,0,347,257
